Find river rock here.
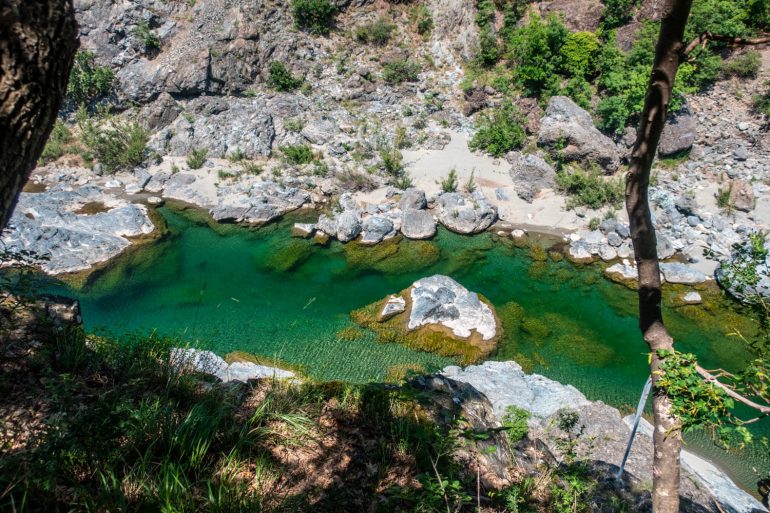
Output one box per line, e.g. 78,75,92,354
211,181,310,224
682,291,703,304
728,180,755,212
171,349,294,383
658,108,696,157
441,361,590,419
378,295,406,321
659,262,708,284
292,223,315,238
401,209,436,239
408,275,496,341
336,211,362,242
436,191,497,234
508,152,556,202
1,185,154,274
360,215,394,244
398,188,428,210
537,96,621,173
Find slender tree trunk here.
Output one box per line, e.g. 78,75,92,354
625,1,692,512
0,1,78,231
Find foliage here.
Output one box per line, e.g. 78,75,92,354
77,109,148,173
131,21,161,52
501,405,530,445
555,167,624,210
463,170,477,193
186,148,208,169
721,50,762,79
415,6,433,36
560,31,601,78
477,26,503,67
753,82,770,117
291,0,337,35
355,17,395,45
67,51,114,106
281,144,315,165
507,14,569,97
268,61,303,92
40,121,75,164
563,76,593,110
685,0,753,40
382,60,420,84
439,168,459,193
469,102,526,157
601,0,640,29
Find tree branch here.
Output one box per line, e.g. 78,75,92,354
696,364,770,414
683,31,770,56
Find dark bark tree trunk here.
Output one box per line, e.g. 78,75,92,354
625,1,692,512
0,1,78,231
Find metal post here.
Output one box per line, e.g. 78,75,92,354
616,375,653,480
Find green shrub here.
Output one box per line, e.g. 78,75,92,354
78,111,148,173
686,0,752,40
560,31,601,78
469,102,526,157
186,148,208,169
722,51,762,78
355,17,395,45
416,7,433,36
67,51,114,105
40,121,74,164
439,168,459,193
477,26,502,67
282,144,315,165
555,168,624,210
132,21,161,52
382,60,420,84
242,162,264,175
379,146,404,176
502,405,530,445
563,76,593,110
601,0,639,29
292,0,337,35
753,83,770,117
268,61,303,92
508,14,568,97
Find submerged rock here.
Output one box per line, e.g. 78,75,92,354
659,262,708,285
170,349,294,382
351,274,500,364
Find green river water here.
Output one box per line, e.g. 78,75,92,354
49,205,768,496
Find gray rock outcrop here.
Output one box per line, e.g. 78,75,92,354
1,185,154,274
537,96,621,173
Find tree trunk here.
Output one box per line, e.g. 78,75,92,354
0,1,78,231
625,1,692,512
